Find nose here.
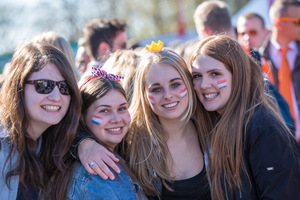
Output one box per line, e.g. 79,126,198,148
200,76,211,90
111,111,122,123
47,86,61,101
243,34,250,41
164,88,174,100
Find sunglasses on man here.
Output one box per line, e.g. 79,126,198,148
25,79,71,95
277,17,300,26
238,29,258,37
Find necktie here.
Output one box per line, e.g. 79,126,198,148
279,48,295,123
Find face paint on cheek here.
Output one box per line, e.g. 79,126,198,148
179,88,188,98
193,83,196,91
148,96,155,105
217,80,227,89
92,115,103,126
127,113,131,123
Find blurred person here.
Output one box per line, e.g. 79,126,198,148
236,12,295,133
237,13,270,50
193,0,236,40
75,38,90,76
67,73,146,199
260,0,300,141
83,18,127,75
190,35,300,200
101,49,140,105
0,41,81,199
32,31,81,80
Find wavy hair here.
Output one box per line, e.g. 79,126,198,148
127,49,197,196
189,35,290,200
0,41,81,199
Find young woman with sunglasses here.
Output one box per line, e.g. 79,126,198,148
0,41,81,199
189,35,300,200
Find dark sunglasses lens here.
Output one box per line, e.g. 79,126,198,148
58,81,71,95
35,80,53,94
34,80,70,95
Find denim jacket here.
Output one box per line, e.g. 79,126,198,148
0,129,19,200
67,162,147,200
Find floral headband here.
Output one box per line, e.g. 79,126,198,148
146,40,163,52
79,67,124,91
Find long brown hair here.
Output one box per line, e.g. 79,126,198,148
78,75,144,196
0,41,81,199
127,49,197,196
189,35,291,200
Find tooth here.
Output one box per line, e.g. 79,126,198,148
42,105,60,111
164,102,177,108
204,93,217,99
109,128,121,132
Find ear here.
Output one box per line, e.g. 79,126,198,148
98,42,110,57
275,19,283,30
203,26,212,37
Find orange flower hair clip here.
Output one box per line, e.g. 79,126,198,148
146,40,163,52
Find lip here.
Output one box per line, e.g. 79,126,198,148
162,101,179,110
106,127,123,135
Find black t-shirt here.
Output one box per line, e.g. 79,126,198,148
161,168,211,200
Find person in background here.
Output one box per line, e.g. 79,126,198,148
0,41,81,199
189,35,300,200
67,73,146,199
260,0,300,141
193,0,236,40
82,18,127,77
75,38,90,76
237,13,270,50
32,31,81,80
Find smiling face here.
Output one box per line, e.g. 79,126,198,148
24,62,71,140
192,55,232,114
145,63,189,121
85,90,129,151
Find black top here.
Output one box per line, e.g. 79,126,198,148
161,167,211,200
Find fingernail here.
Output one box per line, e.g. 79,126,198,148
110,176,115,180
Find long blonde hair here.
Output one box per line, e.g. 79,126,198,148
125,49,196,196
189,35,291,200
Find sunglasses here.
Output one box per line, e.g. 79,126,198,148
25,79,71,95
278,17,300,26
238,29,258,37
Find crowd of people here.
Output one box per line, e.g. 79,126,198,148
0,0,300,199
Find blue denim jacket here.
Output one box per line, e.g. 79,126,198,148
0,133,19,200
67,162,147,200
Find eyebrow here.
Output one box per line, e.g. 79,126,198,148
192,68,222,73
148,77,182,88
95,102,127,108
